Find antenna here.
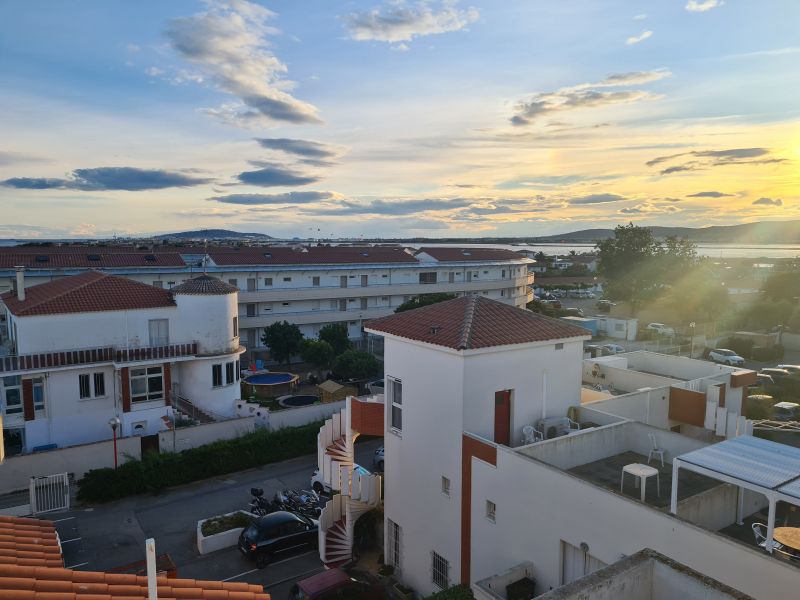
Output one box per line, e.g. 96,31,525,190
202,238,209,274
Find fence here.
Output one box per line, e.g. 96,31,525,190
29,473,70,515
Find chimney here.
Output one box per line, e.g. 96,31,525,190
14,266,25,302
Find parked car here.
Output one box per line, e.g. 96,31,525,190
373,447,384,471
366,379,384,395
776,364,800,376
238,511,318,568
708,349,745,367
312,464,370,494
563,307,584,317
602,343,626,354
772,402,800,422
596,300,615,312
646,323,676,337
760,368,792,381
541,299,562,309
756,373,775,387
288,568,384,600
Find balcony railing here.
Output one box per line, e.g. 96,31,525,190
0,341,199,374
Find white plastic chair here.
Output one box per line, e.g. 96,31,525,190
522,425,536,445
647,433,666,468
752,523,784,551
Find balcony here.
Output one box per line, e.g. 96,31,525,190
0,341,199,375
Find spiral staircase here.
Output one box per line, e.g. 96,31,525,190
317,395,384,568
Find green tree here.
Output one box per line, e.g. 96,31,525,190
333,350,382,380
395,293,457,313
761,271,800,301
261,321,304,367
534,251,547,262
300,339,335,380
318,323,352,355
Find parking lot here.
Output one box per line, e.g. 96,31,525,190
52,438,383,598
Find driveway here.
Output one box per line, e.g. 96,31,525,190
53,438,383,597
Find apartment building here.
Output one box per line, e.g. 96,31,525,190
0,245,533,359
313,296,798,599
0,271,243,455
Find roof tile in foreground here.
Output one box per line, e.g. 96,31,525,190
1,271,176,317
415,247,527,262
365,295,590,350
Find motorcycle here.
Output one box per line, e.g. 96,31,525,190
249,487,278,516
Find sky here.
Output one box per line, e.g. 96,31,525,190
1,0,798,239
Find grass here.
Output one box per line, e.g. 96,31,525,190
201,511,253,536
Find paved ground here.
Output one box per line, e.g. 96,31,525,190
52,438,383,598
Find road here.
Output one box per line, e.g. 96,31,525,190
54,438,383,597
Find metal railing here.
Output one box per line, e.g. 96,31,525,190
30,473,70,515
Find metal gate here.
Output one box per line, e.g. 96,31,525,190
30,473,70,515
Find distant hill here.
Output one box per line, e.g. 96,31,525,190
152,229,273,241
531,220,800,244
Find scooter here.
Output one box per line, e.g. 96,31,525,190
249,487,277,516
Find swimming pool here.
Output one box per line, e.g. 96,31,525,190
242,372,299,397
246,372,297,385
278,394,320,408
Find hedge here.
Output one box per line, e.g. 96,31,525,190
424,585,474,600
77,421,323,503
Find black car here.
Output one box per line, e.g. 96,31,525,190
239,511,318,567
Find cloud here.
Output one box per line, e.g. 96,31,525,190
569,193,627,205
344,1,479,45
626,30,652,45
236,163,319,187
647,147,785,175
511,70,669,126
0,151,49,165
634,14,647,20
166,0,320,126
303,197,474,216
619,203,680,214
1,167,211,191
752,197,782,206
210,191,335,204
254,138,345,165
70,223,97,236
686,191,733,198
685,0,723,12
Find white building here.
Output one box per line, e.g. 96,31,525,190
314,296,799,599
0,271,243,455
0,245,533,361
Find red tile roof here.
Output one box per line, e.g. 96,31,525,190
1,271,176,316
415,247,527,262
0,247,187,268
0,516,63,569
209,246,418,266
365,295,591,350
171,275,238,295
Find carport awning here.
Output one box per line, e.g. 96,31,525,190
670,435,800,552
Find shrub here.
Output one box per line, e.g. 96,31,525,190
751,344,784,362
201,512,253,536
719,336,755,358
424,585,474,600
77,422,323,503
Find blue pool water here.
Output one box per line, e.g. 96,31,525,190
279,395,319,407
246,372,296,385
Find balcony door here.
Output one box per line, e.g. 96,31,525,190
494,390,511,446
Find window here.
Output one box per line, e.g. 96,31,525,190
283,277,292,282
247,278,256,292
233,316,239,337
225,361,235,385
389,378,402,432
265,277,273,286
500,290,505,297
130,366,164,403
432,552,450,590
312,276,320,286
235,359,240,381
246,303,256,317
148,319,169,347
93,373,105,397
502,269,506,278
486,500,496,523
419,272,437,284
615,323,625,332
228,278,238,288
282,302,290,306
32,377,45,412
212,364,223,387
167,281,175,288
555,343,564,350
387,519,402,570
339,299,347,311
2,376,22,415
79,374,91,399
152,280,164,288
361,275,368,287
441,476,450,497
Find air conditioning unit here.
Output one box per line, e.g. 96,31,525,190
537,417,572,439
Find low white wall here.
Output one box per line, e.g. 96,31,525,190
0,435,142,494
677,484,768,532
627,422,707,459
518,422,630,470
782,332,800,352
159,417,257,453
267,399,345,430
584,389,671,428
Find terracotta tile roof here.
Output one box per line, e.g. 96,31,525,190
365,295,591,350
209,246,417,266
1,271,176,316
0,516,63,569
0,247,187,268
415,247,527,262
171,275,238,295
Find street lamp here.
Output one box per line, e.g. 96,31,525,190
108,416,121,469
689,322,696,358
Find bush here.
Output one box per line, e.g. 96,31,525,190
751,344,784,362
424,585,474,600
201,512,253,536
77,422,323,503
719,336,755,358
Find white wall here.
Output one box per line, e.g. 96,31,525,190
584,389,671,429
158,416,256,452
173,292,239,355
469,443,799,600
178,356,241,418
382,337,466,597
0,435,141,494
266,400,346,431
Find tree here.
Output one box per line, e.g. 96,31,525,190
261,321,304,367
318,323,352,356
300,339,335,380
761,271,800,302
395,293,457,313
333,350,382,380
